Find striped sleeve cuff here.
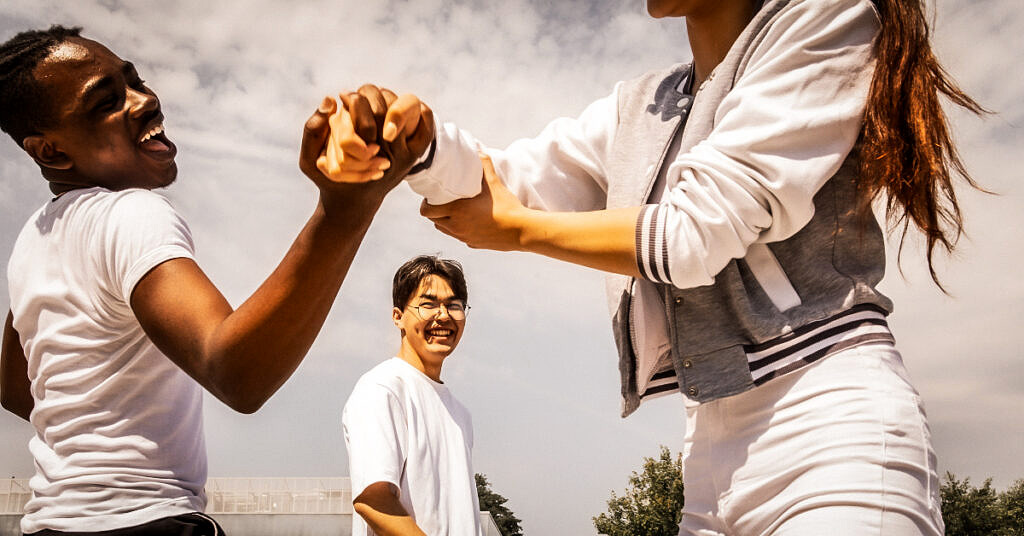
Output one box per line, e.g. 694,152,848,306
635,204,673,285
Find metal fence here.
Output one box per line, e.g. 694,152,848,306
0,480,29,516
1,478,501,535
205,477,353,514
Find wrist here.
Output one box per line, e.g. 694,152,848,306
316,188,383,229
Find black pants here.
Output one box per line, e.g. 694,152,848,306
25,512,225,536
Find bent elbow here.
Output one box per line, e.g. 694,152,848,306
212,386,269,415
230,396,266,415
199,357,273,414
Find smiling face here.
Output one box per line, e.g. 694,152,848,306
26,37,177,193
394,274,467,380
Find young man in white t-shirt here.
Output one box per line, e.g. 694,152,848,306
343,255,483,536
0,26,432,535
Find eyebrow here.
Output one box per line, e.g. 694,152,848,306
79,61,137,107
416,294,463,303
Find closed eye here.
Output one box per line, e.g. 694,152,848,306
94,93,121,112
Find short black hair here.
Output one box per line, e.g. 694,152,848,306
0,25,84,145
392,255,468,309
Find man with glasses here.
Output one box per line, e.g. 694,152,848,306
342,255,482,536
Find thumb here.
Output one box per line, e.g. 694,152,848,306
300,96,336,175
479,152,502,191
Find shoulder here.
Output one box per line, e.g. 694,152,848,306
754,0,879,46
347,360,408,403
103,188,182,222
58,188,186,235
343,361,414,428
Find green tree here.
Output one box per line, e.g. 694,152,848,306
1000,479,1024,534
476,473,523,536
941,473,1004,535
940,472,1024,536
593,446,685,536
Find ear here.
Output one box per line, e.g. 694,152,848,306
22,135,73,170
392,307,404,328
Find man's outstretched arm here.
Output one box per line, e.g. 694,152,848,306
130,94,432,414
353,482,427,536
1,310,32,421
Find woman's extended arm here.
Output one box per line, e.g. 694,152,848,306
421,154,644,279
424,0,878,288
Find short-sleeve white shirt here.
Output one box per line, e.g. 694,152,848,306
6,187,206,533
342,357,482,536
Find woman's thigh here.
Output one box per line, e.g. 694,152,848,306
679,342,944,536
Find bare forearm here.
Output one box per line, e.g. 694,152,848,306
516,206,644,279
134,191,385,413
203,194,379,410
354,498,426,536
1,311,33,421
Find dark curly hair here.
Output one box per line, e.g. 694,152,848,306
0,25,84,145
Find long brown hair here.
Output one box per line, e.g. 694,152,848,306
860,0,986,289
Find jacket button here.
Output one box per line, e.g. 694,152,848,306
682,360,692,369
674,297,683,305
687,386,699,397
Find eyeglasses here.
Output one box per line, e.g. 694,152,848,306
408,300,469,320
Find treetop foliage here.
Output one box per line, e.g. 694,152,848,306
476,473,524,536
593,445,685,536
941,472,1024,536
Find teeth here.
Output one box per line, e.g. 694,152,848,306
140,124,164,143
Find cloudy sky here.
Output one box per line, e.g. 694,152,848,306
1,1,1021,534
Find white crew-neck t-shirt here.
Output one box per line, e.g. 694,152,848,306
6,187,206,533
342,357,483,536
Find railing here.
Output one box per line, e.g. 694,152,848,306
205,477,353,514
1,477,500,534
1,479,29,515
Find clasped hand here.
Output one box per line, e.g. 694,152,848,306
316,84,530,252
298,85,434,205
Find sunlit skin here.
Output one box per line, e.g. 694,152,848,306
319,1,759,279
1,36,435,420
393,274,466,383
647,0,758,85
23,37,177,195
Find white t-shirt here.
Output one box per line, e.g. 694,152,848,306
6,187,207,533
342,357,483,536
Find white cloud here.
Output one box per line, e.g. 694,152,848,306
1,1,1022,533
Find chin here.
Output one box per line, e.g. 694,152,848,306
153,166,179,189
426,345,455,359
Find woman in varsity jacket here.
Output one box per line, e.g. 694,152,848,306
324,0,982,533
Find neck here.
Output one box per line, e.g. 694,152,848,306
397,341,443,383
43,170,94,196
685,0,756,86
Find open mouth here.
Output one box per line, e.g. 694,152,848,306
426,328,455,339
138,116,176,157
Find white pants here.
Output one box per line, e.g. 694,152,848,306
679,342,944,535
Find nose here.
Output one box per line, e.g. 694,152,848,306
435,304,452,320
128,87,158,118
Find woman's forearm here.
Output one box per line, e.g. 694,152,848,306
515,206,644,279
